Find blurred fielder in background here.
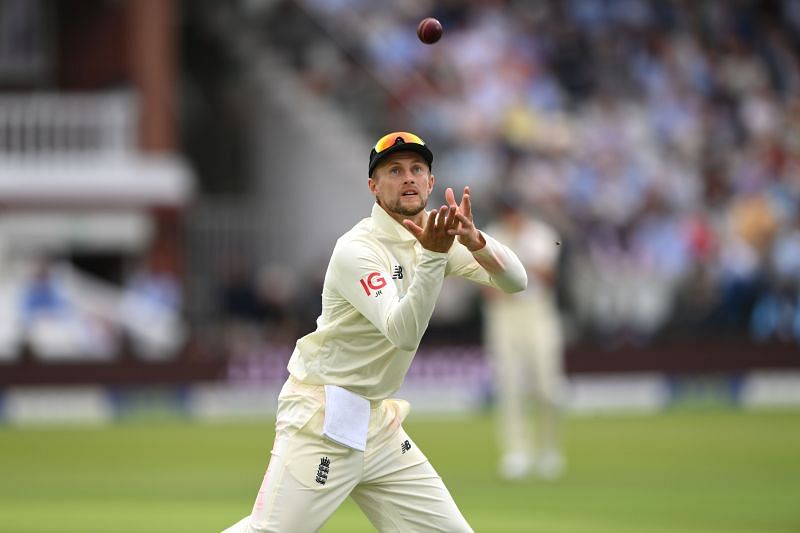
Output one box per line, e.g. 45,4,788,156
225,132,527,532
483,194,566,481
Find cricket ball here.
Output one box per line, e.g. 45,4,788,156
417,17,443,45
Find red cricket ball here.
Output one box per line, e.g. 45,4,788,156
417,17,443,45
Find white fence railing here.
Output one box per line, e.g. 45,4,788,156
0,92,137,158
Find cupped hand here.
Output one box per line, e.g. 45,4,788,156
402,204,458,253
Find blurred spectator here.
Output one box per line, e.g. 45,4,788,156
254,262,301,343
751,211,800,342
119,259,185,360
218,257,264,322
217,258,303,353
21,261,70,323
21,260,117,361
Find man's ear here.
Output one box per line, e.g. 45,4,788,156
368,177,378,196
428,173,435,194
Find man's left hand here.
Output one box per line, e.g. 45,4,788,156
446,186,486,252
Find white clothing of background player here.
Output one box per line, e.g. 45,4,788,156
483,194,567,481
223,132,527,532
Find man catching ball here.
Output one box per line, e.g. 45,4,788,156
224,131,527,532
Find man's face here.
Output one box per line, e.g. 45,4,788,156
368,152,434,218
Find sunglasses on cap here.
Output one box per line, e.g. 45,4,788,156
373,132,426,152
369,131,434,176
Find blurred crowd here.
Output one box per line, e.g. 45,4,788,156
0,255,185,363
249,0,800,348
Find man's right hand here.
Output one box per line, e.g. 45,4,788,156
403,205,458,253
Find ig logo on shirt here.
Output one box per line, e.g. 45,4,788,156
360,272,387,297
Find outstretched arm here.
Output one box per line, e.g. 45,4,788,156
332,240,447,351
332,208,458,351
446,186,527,293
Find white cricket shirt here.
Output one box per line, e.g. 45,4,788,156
287,203,527,401
486,218,560,301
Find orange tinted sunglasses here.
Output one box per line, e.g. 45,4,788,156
373,131,426,153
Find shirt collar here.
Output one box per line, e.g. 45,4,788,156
371,203,426,243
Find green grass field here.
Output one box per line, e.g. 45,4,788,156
1,408,799,532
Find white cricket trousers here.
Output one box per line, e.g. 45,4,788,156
485,296,565,458
223,377,472,533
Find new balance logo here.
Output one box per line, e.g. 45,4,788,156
392,265,404,280
401,440,412,454
316,457,330,485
